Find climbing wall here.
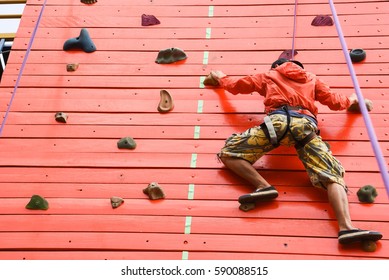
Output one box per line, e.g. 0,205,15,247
0,0,388,259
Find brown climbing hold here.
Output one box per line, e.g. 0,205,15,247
55,112,68,123
141,14,160,26
158,90,174,113
279,49,298,60
66,63,79,72
81,0,97,4
311,15,334,26
203,73,219,86
143,182,165,200
361,240,377,252
110,196,124,209
348,99,373,113
26,195,49,210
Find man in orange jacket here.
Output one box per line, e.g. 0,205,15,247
208,58,382,245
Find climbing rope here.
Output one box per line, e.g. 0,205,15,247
0,0,48,137
291,0,298,60
328,0,389,197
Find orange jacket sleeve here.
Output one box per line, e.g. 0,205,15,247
315,78,351,110
219,74,265,95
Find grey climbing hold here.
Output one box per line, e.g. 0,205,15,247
155,47,187,64
357,185,378,203
55,112,68,123
110,196,124,208
311,15,334,26
66,63,79,72
63,28,97,53
143,182,165,200
117,137,137,149
239,203,256,212
26,195,49,210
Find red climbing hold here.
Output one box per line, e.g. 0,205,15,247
279,49,298,60
142,14,161,26
311,15,334,26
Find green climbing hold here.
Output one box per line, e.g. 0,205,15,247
350,49,366,63
26,195,49,210
357,185,378,203
117,137,137,149
63,28,97,53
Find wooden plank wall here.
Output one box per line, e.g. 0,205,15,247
0,0,388,260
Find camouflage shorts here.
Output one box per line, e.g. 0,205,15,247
218,114,346,190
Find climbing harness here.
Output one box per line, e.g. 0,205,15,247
261,105,318,149
0,0,48,137
262,116,278,146
328,0,389,196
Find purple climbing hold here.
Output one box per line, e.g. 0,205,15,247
142,14,161,26
311,15,334,26
279,49,298,60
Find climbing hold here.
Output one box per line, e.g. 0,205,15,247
158,90,174,113
81,0,97,4
26,195,49,210
141,14,160,26
239,203,256,212
110,196,124,209
357,185,378,203
143,182,165,200
117,137,137,149
361,240,377,252
350,49,366,63
66,63,79,72
63,28,96,53
348,98,373,112
55,112,68,123
155,47,187,64
203,73,219,86
278,49,298,60
311,15,334,26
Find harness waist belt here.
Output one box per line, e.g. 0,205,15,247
272,105,316,121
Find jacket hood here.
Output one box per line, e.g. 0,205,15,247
275,62,314,83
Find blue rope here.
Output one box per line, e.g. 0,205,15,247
0,0,48,137
328,0,389,197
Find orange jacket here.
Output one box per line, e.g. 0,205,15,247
219,62,351,117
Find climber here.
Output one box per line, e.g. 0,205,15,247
206,58,382,245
